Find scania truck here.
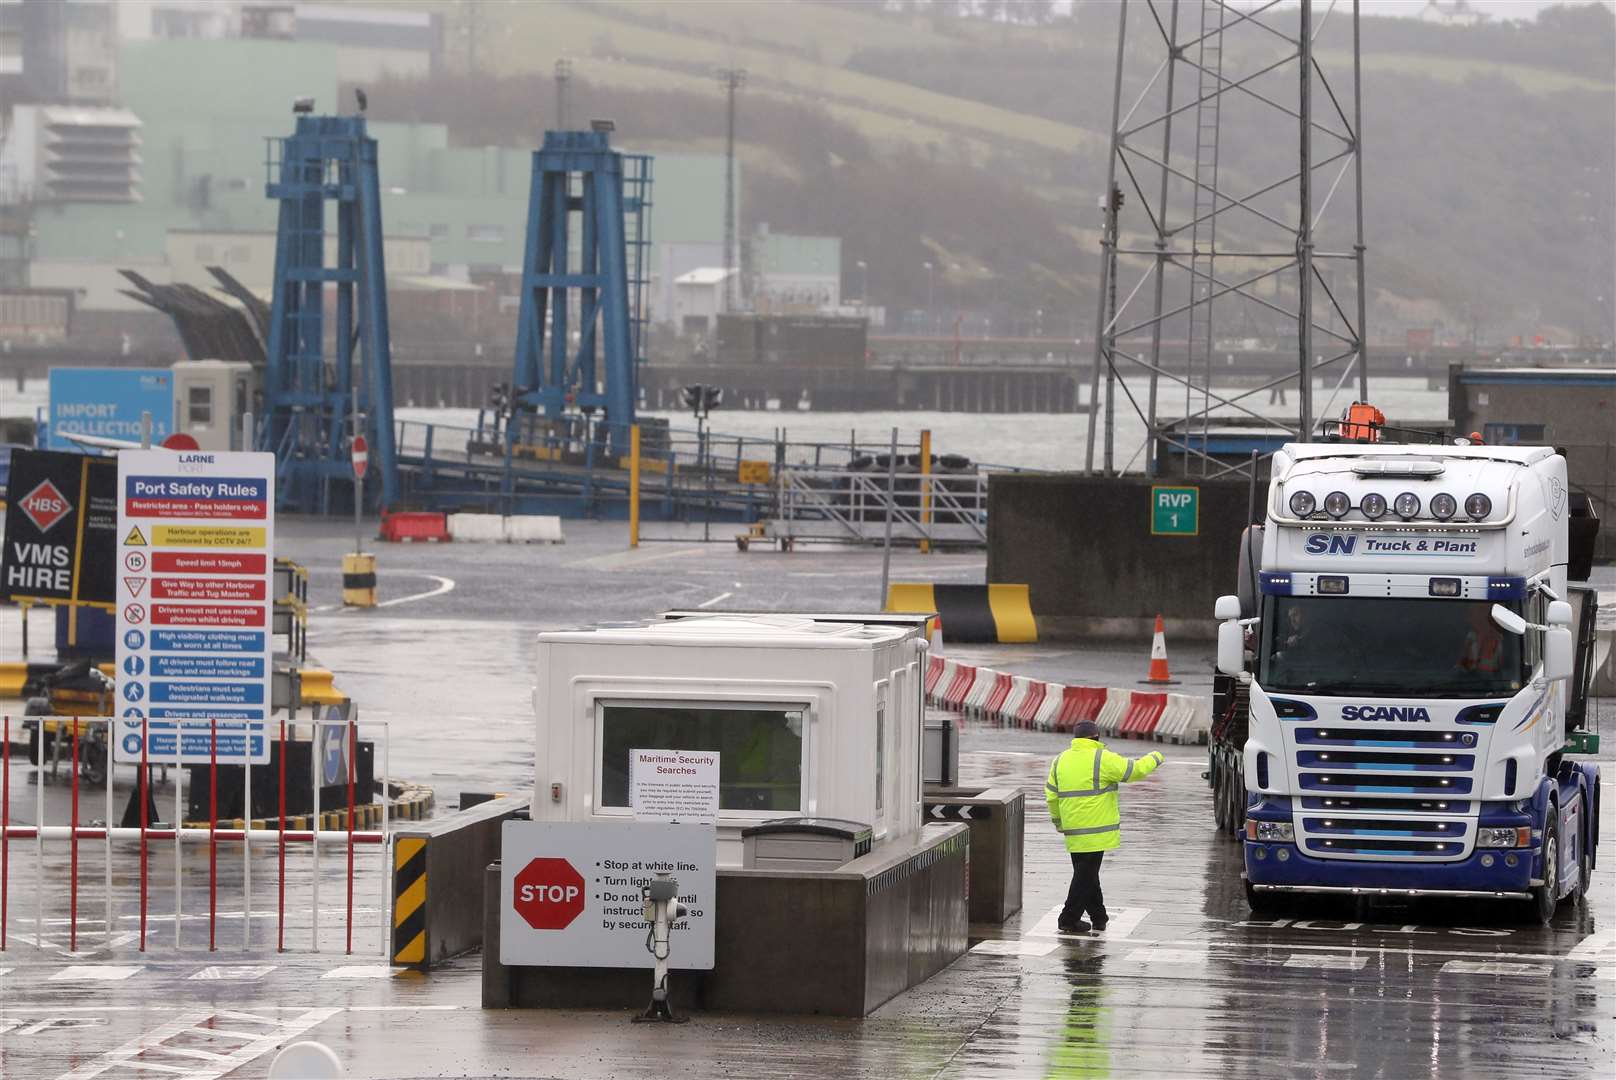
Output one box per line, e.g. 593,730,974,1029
1211,423,1600,922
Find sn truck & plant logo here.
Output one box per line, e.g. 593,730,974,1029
18,479,72,533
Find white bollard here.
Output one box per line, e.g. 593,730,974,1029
269,1041,342,1078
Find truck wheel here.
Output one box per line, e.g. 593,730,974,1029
1529,817,1559,927
1230,766,1247,835
1213,761,1228,831
1578,842,1592,903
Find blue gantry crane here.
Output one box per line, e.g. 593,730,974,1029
261,109,397,513
510,128,652,458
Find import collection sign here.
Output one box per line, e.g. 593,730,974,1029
499,821,716,970
1150,485,1199,536
47,368,173,451
114,449,275,766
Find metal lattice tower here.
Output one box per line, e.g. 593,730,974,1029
717,67,746,313
511,129,652,458
262,113,397,512
1084,0,1370,478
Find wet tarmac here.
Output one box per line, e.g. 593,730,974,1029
0,519,1611,1078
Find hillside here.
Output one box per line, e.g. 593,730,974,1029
369,0,1615,346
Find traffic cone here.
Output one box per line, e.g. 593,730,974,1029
930,617,945,655
1143,614,1178,685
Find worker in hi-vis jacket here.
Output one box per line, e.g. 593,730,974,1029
1045,720,1165,933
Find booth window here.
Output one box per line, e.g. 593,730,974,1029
187,385,213,425
598,702,804,813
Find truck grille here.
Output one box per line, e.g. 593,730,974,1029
1289,725,1481,861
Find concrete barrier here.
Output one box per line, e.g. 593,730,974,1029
886,583,1037,643
1120,691,1167,736
982,672,1014,723
1032,683,1063,731
443,513,565,543
963,666,995,716
379,511,450,543
483,823,969,1017
924,788,1024,924
942,661,976,709
1055,686,1107,732
392,794,528,969
924,655,946,699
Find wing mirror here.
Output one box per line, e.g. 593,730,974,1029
1490,604,1527,636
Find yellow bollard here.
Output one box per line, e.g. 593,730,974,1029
629,424,641,549
341,552,376,607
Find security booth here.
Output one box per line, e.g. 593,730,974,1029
530,614,928,866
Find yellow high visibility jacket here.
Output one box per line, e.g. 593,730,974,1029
1045,738,1164,852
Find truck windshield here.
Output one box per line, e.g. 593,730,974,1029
1259,596,1526,698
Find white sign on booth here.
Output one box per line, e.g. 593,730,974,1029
499,821,716,969
630,749,720,823
113,449,275,766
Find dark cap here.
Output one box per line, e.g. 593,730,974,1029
1072,720,1102,739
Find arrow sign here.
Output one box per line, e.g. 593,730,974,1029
351,434,369,481
927,804,977,820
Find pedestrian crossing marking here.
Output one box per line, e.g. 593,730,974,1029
1440,960,1551,976
47,965,143,982
1284,954,1367,970
188,966,276,981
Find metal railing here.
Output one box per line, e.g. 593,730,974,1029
768,466,990,548
0,715,391,957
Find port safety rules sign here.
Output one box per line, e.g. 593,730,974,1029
113,450,276,766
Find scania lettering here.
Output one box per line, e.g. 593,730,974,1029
1209,417,1601,923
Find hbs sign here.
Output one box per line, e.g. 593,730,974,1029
47,368,173,451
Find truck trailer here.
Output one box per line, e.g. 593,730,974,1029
1210,423,1601,922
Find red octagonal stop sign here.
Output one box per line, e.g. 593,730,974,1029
512,857,586,930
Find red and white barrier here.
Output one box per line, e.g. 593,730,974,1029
1120,691,1168,737
921,657,1211,744
0,715,391,959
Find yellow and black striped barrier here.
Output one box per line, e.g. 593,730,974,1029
392,836,428,966
886,582,1037,643
342,552,377,608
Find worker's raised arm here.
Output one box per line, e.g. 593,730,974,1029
1100,748,1164,785
1045,755,1063,824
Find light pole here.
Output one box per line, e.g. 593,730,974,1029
923,261,934,334
716,67,746,314
856,259,868,307
554,58,572,129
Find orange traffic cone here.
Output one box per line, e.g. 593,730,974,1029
930,617,945,655
1143,614,1178,684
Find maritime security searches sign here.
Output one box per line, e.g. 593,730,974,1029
114,450,275,766
630,749,720,822
499,821,716,969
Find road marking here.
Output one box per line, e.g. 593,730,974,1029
375,574,455,608
321,965,401,979
188,966,276,981
54,1007,340,1080
47,966,143,982
1284,954,1368,970
1025,905,1150,941
570,546,707,571
1124,947,1211,965
1441,960,1552,976
0,967,11,978
1568,927,1616,961
972,940,1059,957
696,590,733,608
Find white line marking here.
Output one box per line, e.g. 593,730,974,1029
1284,954,1368,970
972,940,1059,957
47,966,142,982
54,1007,340,1080
1568,927,1616,960
1440,960,1552,976
320,965,400,979
375,574,455,608
1024,905,1150,941
0,966,11,978
188,966,276,981
696,591,733,609
1124,947,1211,965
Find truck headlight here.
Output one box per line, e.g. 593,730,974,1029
1246,820,1295,842
1289,490,1316,517
1477,826,1531,848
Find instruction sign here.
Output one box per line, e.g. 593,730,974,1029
114,449,275,766
499,821,716,970
1150,485,1199,536
0,448,118,605
47,367,172,451
631,749,720,823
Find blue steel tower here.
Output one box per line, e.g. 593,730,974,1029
262,112,397,512
511,128,652,457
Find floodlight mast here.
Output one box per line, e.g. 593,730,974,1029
1084,0,1370,480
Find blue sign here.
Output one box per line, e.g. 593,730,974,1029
47,368,173,451
123,629,146,650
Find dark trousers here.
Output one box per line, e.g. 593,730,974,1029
1060,851,1106,926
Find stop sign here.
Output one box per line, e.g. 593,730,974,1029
512,857,586,931
351,434,369,481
